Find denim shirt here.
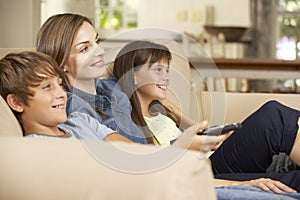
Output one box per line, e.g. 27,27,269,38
66,77,148,144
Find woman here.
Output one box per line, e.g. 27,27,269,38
112,40,300,192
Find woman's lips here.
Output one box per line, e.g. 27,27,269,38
91,59,105,68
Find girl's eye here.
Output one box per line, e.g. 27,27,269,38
153,65,169,73
153,66,162,72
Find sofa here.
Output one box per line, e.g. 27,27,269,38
1,48,300,199
1,47,217,200
0,94,217,200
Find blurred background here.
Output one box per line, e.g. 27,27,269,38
1,0,300,93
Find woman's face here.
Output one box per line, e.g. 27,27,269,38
134,58,170,103
65,22,106,84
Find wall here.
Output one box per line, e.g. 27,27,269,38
138,0,251,35
0,0,40,48
41,0,95,24
0,0,250,48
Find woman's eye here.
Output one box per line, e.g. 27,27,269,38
80,46,88,53
96,38,102,44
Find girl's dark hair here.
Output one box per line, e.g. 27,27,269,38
113,40,177,144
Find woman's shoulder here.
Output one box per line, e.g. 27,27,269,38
96,77,119,90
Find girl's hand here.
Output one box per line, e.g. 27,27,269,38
210,131,231,151
173,121,231,154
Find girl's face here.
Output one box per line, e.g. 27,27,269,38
21,76,67,131
65,22,106,84
134,58,170,103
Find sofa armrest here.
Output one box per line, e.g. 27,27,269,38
0,137,217,200
0,96,22,137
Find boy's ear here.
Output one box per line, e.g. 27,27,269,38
6,94,24,112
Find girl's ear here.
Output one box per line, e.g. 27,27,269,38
6,94,24,113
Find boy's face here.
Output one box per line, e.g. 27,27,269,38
21,76,67,131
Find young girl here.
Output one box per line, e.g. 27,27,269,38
112,40,300,192
0,51,131,142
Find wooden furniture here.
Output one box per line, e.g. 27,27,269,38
189,57,300,79
189,57,300,92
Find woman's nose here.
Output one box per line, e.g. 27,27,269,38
93,45,105,57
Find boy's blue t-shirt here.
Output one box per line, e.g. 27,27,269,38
27,112,114,140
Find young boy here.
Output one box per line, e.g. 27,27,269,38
0,51,130,142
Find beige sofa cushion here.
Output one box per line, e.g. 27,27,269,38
0,137,216,200
0,96,22,137
201,91,300,125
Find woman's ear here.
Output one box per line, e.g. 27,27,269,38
133,72,139,86
63,65,69,73
6,94,24,113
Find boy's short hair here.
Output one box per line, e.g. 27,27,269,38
0,50,65,107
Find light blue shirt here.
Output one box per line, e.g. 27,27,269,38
27,112,114,140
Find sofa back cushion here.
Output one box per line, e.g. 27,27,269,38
167,53,203,123
0,96,23,137
201,91,300,125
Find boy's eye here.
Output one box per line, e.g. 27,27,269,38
42,84,51,90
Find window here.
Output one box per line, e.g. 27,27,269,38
95,0,138,32
276,0,300,60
